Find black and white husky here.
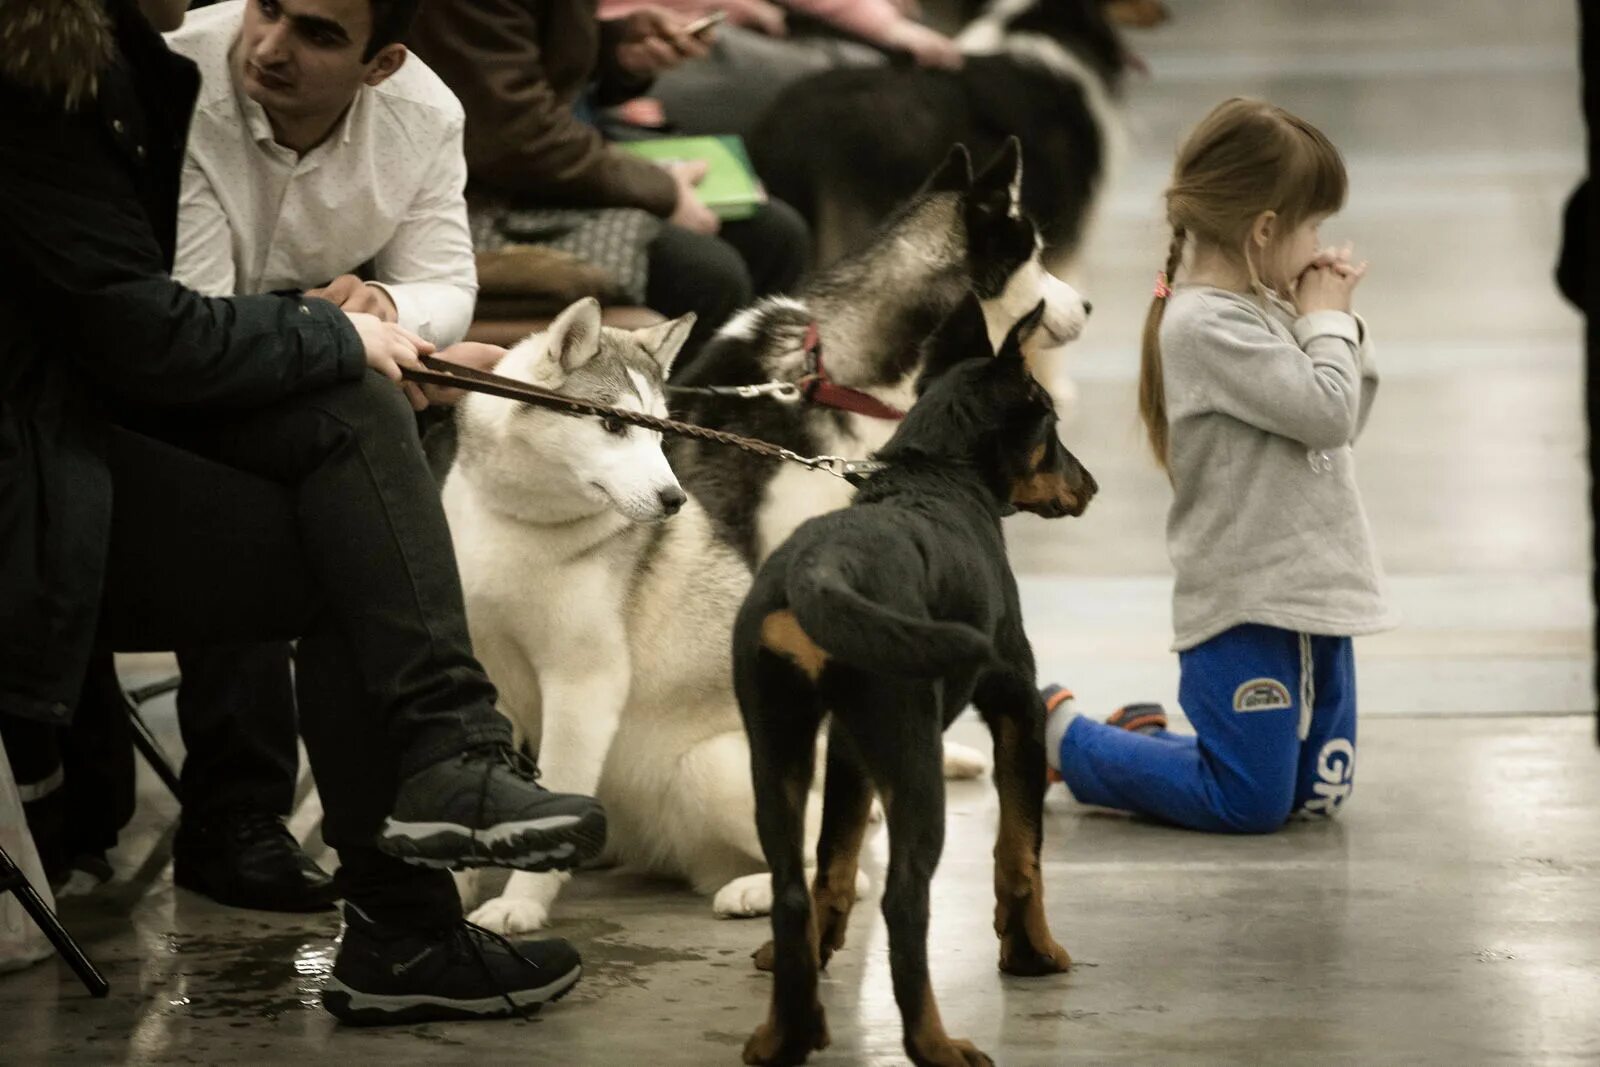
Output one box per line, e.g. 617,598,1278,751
670,138,1090,569
748,0,1154,270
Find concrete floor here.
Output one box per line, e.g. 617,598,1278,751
3,0,1596,1064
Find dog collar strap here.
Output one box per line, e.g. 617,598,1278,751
799,326,907,422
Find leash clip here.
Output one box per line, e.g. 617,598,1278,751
736,381,803,403
802,455,887,481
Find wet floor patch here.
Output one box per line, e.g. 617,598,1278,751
154,925,339,1021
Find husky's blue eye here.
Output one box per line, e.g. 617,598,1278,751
602,416,627,436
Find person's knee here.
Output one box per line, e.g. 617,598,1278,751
1216,787,1296,834
737,200,810,294
314,370,418,435
652,228,753,327
696,239,756,317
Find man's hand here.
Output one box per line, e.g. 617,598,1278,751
307,274,399,322
611,7,711,79
415,341,509,408
742,0,788,37
666,160,721,235
882,21,963,70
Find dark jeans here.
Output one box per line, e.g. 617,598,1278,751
646,198,809,374
97,372,513,926
174,642,299,820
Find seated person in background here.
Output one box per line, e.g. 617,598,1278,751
153,0,479,913
603,0,962,137
409,0,810,366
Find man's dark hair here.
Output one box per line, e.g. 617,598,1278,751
363,0,421,61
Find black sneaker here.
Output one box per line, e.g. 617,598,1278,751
174,809,337,913
378,745,606,871
321,903,582,1025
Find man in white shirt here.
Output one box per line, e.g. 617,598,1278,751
162,0,479,913
172,0,476,344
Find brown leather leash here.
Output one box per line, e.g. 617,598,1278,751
402,355,887,483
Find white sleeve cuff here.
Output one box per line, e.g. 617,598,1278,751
365,281,430,342
1291,309,1361,349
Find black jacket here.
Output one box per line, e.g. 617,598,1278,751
0,0,365,725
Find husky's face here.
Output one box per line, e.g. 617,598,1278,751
925,140,1091,357
462,299,696,525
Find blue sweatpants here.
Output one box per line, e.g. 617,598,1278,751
1058,624,1357,833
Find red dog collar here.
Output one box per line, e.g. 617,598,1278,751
797,323,906,421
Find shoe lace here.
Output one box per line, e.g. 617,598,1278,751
449,919,545,1019
464,744,543,850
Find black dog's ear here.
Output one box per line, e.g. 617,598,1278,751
920,143,974,194
998,300,1047,364
916,292,991,394
972,136,1023,216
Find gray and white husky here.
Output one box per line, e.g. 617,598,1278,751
445,299,862,934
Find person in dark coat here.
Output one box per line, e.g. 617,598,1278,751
408,0,811,365
0,0,605,1024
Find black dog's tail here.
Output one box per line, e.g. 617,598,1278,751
787,560,995,679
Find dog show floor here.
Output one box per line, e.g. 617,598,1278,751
5,716,1599,1064
4,0,1595,1063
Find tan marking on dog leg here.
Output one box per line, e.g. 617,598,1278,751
745,904,830,1064
812,784,874,968
991,717,1072,977
904,981,994,1067
762,610,829,681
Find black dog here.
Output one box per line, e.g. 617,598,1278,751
748,0,1160,269
733,296,1095,1067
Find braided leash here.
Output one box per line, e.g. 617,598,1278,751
403,356,886,483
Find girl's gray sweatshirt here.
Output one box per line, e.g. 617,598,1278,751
1160,285,1396,651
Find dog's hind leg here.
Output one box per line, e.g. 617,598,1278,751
749,721,873,966
738,651,830,1066
810,722,875,969
973,670,1072,978
845,682,992,1067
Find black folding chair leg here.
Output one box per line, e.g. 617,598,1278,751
0,844,109,997
119,679,183,801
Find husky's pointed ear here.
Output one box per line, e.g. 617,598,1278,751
920,143,973,195
544,297,603,375
916,292,990,394
999,300,1047,363
632,312,696,377
974,136,1023,216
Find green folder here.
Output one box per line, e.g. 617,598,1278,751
618,135,768,221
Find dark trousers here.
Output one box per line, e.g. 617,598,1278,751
174,642,299,819
94,372,513,926
646,198,809,374
0,657,135,886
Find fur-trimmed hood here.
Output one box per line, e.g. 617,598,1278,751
0,0,115,108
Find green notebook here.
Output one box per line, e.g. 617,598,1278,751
619,135,767,221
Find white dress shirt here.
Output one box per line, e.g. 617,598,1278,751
167,1,477,345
